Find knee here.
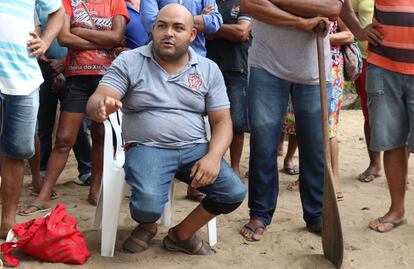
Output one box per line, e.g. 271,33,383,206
129,192,165,223
54,135,75,153
203,181,247,215
202,198,244,215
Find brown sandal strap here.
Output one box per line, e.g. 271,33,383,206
170,227,209,254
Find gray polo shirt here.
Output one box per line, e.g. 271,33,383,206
249,19,331,85
99,43,230,149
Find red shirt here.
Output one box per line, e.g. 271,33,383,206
63,0,129,76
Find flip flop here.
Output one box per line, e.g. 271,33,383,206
17,203,51,216
240,223,266,242
369,217,408,233
358,172,380,183
283,165,299,175
163,227,212,255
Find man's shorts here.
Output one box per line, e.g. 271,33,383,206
61,75,102,113
0,90,39,159
366,64,414,152
223,71,249,133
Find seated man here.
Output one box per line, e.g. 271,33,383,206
86,4,247,255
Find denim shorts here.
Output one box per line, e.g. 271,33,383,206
124,143,247,223
366,64,414,152
61,75,102,113
223,71,249,133
0,90,39,159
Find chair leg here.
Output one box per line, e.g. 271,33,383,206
100,169,128,257
160,182,175,227
207,218,217,247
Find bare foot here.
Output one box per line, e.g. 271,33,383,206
240,219,266,241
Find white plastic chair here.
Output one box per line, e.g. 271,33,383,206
94,111,217,257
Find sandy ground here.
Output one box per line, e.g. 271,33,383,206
2,110,414,269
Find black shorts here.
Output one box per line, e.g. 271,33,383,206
61,75,103,113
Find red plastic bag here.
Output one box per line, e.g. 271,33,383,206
0,203,90,267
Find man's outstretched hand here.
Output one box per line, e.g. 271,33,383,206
95,96,122,122
190,154,221,189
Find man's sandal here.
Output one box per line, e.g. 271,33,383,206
163,227,212,255
240,223,266,242
122,225,157,253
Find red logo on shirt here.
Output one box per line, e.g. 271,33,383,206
188,73,202,91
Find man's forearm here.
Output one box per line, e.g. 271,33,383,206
58,32,102,50
340,0,363,37
270,0,342,18
72,28,123,49
41,6,65,49
240,0,305,28
217,22,251,42
194,15,206,33
208,117,233,160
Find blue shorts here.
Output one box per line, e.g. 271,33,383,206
223,71,249,133
0,90,39,159
366,64,414,152
124,143,247,223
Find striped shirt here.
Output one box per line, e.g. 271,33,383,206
368,0,414,75
0,0,61,95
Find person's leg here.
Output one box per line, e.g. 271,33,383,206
366,65,409,232
328,63,344,199
173,143,246,243
38,64,59,175
291,82,331,229
0,91,38,237
283,134,298,174
0,157,24,238
29,134,42,192
230,132,244,177
20,112,84,213
369,146,407,231
224,71,249,176
73,117,92,184
88,120,104,205
355,59,381,182
242,67,290,239
122,145,177,253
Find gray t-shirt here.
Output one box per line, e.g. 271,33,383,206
249,19,331,85
99,43,230,149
